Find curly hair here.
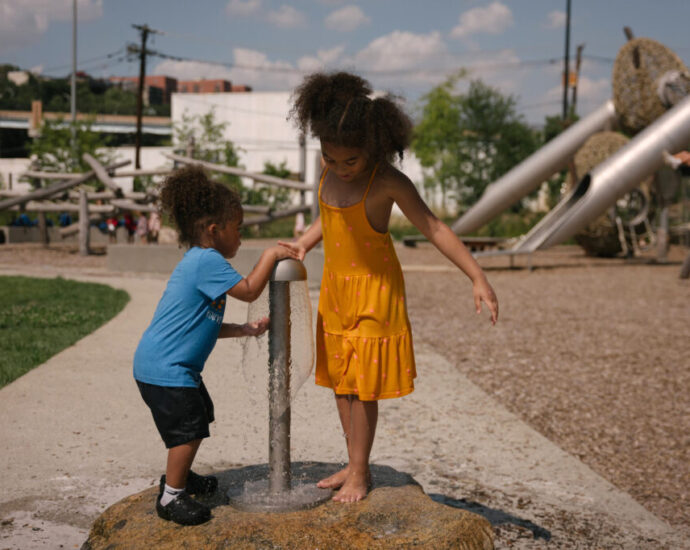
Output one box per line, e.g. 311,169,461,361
290,71,412,162
158,164,242,247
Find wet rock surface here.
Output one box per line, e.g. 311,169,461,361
82,463,494,550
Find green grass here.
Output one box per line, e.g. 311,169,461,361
0,276,130,388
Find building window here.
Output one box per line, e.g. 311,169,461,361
193,84,199,93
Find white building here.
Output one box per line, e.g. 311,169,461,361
170,91,425,211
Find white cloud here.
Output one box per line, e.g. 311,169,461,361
545,10,566,29
297,45,345,72
450,1,513,39
267,5,307,29
225,0,261,16
324,5,370,32
0,0,102,53
153,48,303,91
352,31,447,73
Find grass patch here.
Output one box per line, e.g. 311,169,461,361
0,276,130,388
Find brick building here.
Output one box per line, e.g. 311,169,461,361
109,76,178,104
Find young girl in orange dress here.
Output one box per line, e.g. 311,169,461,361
280,72,499,503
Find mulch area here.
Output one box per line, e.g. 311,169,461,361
1,241,688,532
397,243,690,531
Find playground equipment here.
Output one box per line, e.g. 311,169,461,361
511,95,690,253
450,37,690,261
570,132,654,257
0,153,314,255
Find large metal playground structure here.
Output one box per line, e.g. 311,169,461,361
1,36,689,276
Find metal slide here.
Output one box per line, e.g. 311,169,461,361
451,100,617,235
511,94,690,253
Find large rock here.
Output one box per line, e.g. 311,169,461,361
83,463,494,550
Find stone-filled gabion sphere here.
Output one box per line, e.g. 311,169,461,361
569,131,653,257
612,37,688,135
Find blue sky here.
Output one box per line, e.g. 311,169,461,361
2,0,689,125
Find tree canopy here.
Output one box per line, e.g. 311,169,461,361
411,76,539,214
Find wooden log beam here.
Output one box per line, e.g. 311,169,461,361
79,189,89,256
165,153,313,192
19,201,114,213
59,213,103,238
20,171,84,180
242,205,271,214
83,153,124,196
0,160,130,211
111,168,171,177
110,199,158,213
244,204,311,226
66,190,150,200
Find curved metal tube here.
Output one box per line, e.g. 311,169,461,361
514,94,690,251
451,101,617,235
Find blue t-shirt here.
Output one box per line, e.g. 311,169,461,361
133,247,243,387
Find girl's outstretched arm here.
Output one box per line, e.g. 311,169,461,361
278,215,323,260
388,172,499,324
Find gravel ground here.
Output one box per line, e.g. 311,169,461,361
397,243,690,533
1,241,688,537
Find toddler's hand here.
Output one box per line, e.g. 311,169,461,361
244,317,269,336
473,277,499,325
277,240,306,261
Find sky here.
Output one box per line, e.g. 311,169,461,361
2,0,689,125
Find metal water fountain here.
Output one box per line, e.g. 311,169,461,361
228,258,332,512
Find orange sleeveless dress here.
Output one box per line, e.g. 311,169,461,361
315,166,416,401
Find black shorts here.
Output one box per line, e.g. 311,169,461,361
136,380,215,449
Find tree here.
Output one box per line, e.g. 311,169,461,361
259,160,292,210
412,77,539,214
173,107,243,191
28,118,114,182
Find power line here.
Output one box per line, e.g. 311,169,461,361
41,48,126,74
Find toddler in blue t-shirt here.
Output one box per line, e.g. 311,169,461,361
133,165,298,526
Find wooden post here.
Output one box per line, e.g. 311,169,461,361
79,189,89,256
133,24,150,170
37,211,49,247
311,153,321,223
571,44,584,116
298,133,306,205
680,251,690,279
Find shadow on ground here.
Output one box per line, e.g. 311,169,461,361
429,493,551,541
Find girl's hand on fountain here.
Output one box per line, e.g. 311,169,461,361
271,244,301,261
277,240,306,261
244,317,269,336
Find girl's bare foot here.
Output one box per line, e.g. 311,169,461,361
332,470,370,503
317,466,350,489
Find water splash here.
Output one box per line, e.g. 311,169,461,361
241,280,314,413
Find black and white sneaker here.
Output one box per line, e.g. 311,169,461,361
156,492,211,526
159,471,218,497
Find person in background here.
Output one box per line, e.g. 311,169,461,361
148,211,161,244
136,212,148,244
123,212,137,244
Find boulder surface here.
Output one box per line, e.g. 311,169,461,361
82,463,494,550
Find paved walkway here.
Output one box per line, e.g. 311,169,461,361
0,265,685,549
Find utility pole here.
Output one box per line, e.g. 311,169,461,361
70,0,77,165
132,24,152,169
562,0,572,121
571,44,584,116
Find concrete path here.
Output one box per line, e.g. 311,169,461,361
0,265,685,549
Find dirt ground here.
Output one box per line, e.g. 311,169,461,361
1,241,688,539
396,242,690,533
